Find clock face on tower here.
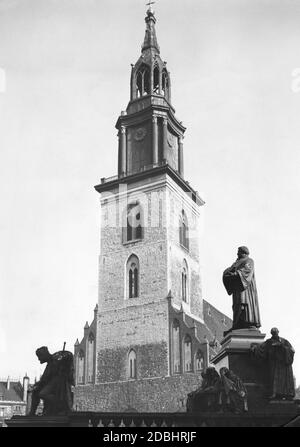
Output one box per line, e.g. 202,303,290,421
134,127,147,141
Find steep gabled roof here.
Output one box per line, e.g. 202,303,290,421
0,381,24,402
203,299,232,345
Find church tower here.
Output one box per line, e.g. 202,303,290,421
74,6,231,412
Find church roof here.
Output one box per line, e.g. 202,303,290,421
0,381,24,403
203,299,232,343
168,295,232,358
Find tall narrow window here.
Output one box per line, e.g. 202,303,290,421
125,203,143,243
77,350,85,385
182,259,189,303
87,333,95,383
172,320,181,374
128,349,137,379
195,349,204,372
136,63,150,97
162,69,169,99
179,210,189,251
183,335,192,372
153,65,160,94
136,71,143,98
127,255,139,299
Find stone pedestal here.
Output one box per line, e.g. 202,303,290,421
211,328,268,408
211,328,265,372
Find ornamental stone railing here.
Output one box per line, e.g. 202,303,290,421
5,404,300,428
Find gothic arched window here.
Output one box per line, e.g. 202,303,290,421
128,349,137,379
172,319,181,374
87,333,95,383
182,260,189,303
125,203,143,243
183,335,192,372
136,63,151,97
77,350,85,385
179,210,189,251
195,349,204,372
127,255,139,299
153,65,160,94
162,69,169,99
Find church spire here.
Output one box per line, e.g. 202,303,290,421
112,6,186,180
142,4,160,54
128,5,171,103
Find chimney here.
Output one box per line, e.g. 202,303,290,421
23,374,29,402
7,376,10,390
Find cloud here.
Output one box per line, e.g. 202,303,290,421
0,0,20,12
0,67,5,93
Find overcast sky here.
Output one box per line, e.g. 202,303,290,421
1,0,300,385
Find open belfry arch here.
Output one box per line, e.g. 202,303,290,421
74,6,232,412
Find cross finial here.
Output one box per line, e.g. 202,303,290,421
146,1,155,12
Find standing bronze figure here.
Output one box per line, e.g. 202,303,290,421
252,328,295,400
223,246,261,331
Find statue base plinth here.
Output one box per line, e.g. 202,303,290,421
213,326,264,353
211,328,268,408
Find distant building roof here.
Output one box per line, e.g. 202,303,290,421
0,381,24,403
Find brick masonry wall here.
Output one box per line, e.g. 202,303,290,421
96,301,169,380
97,301,169,348
97,341,168,383
74,373,203,413
96,178,171,383
99,182,168,312
93,174,204,397
166,180,203,320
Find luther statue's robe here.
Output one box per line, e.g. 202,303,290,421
254,336,295,399
223,256,261,330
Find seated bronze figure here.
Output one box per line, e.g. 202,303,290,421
186,367,221,412
219,367,248,414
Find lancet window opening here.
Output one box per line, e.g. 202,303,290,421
179,210,189,251
195,349,204,372
162,69,169,99
136,64,151,97
172,319,181,374
183,334,192,372
127,255,139,299
128,349,137,379
153,65,160,94
182,261,188,303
